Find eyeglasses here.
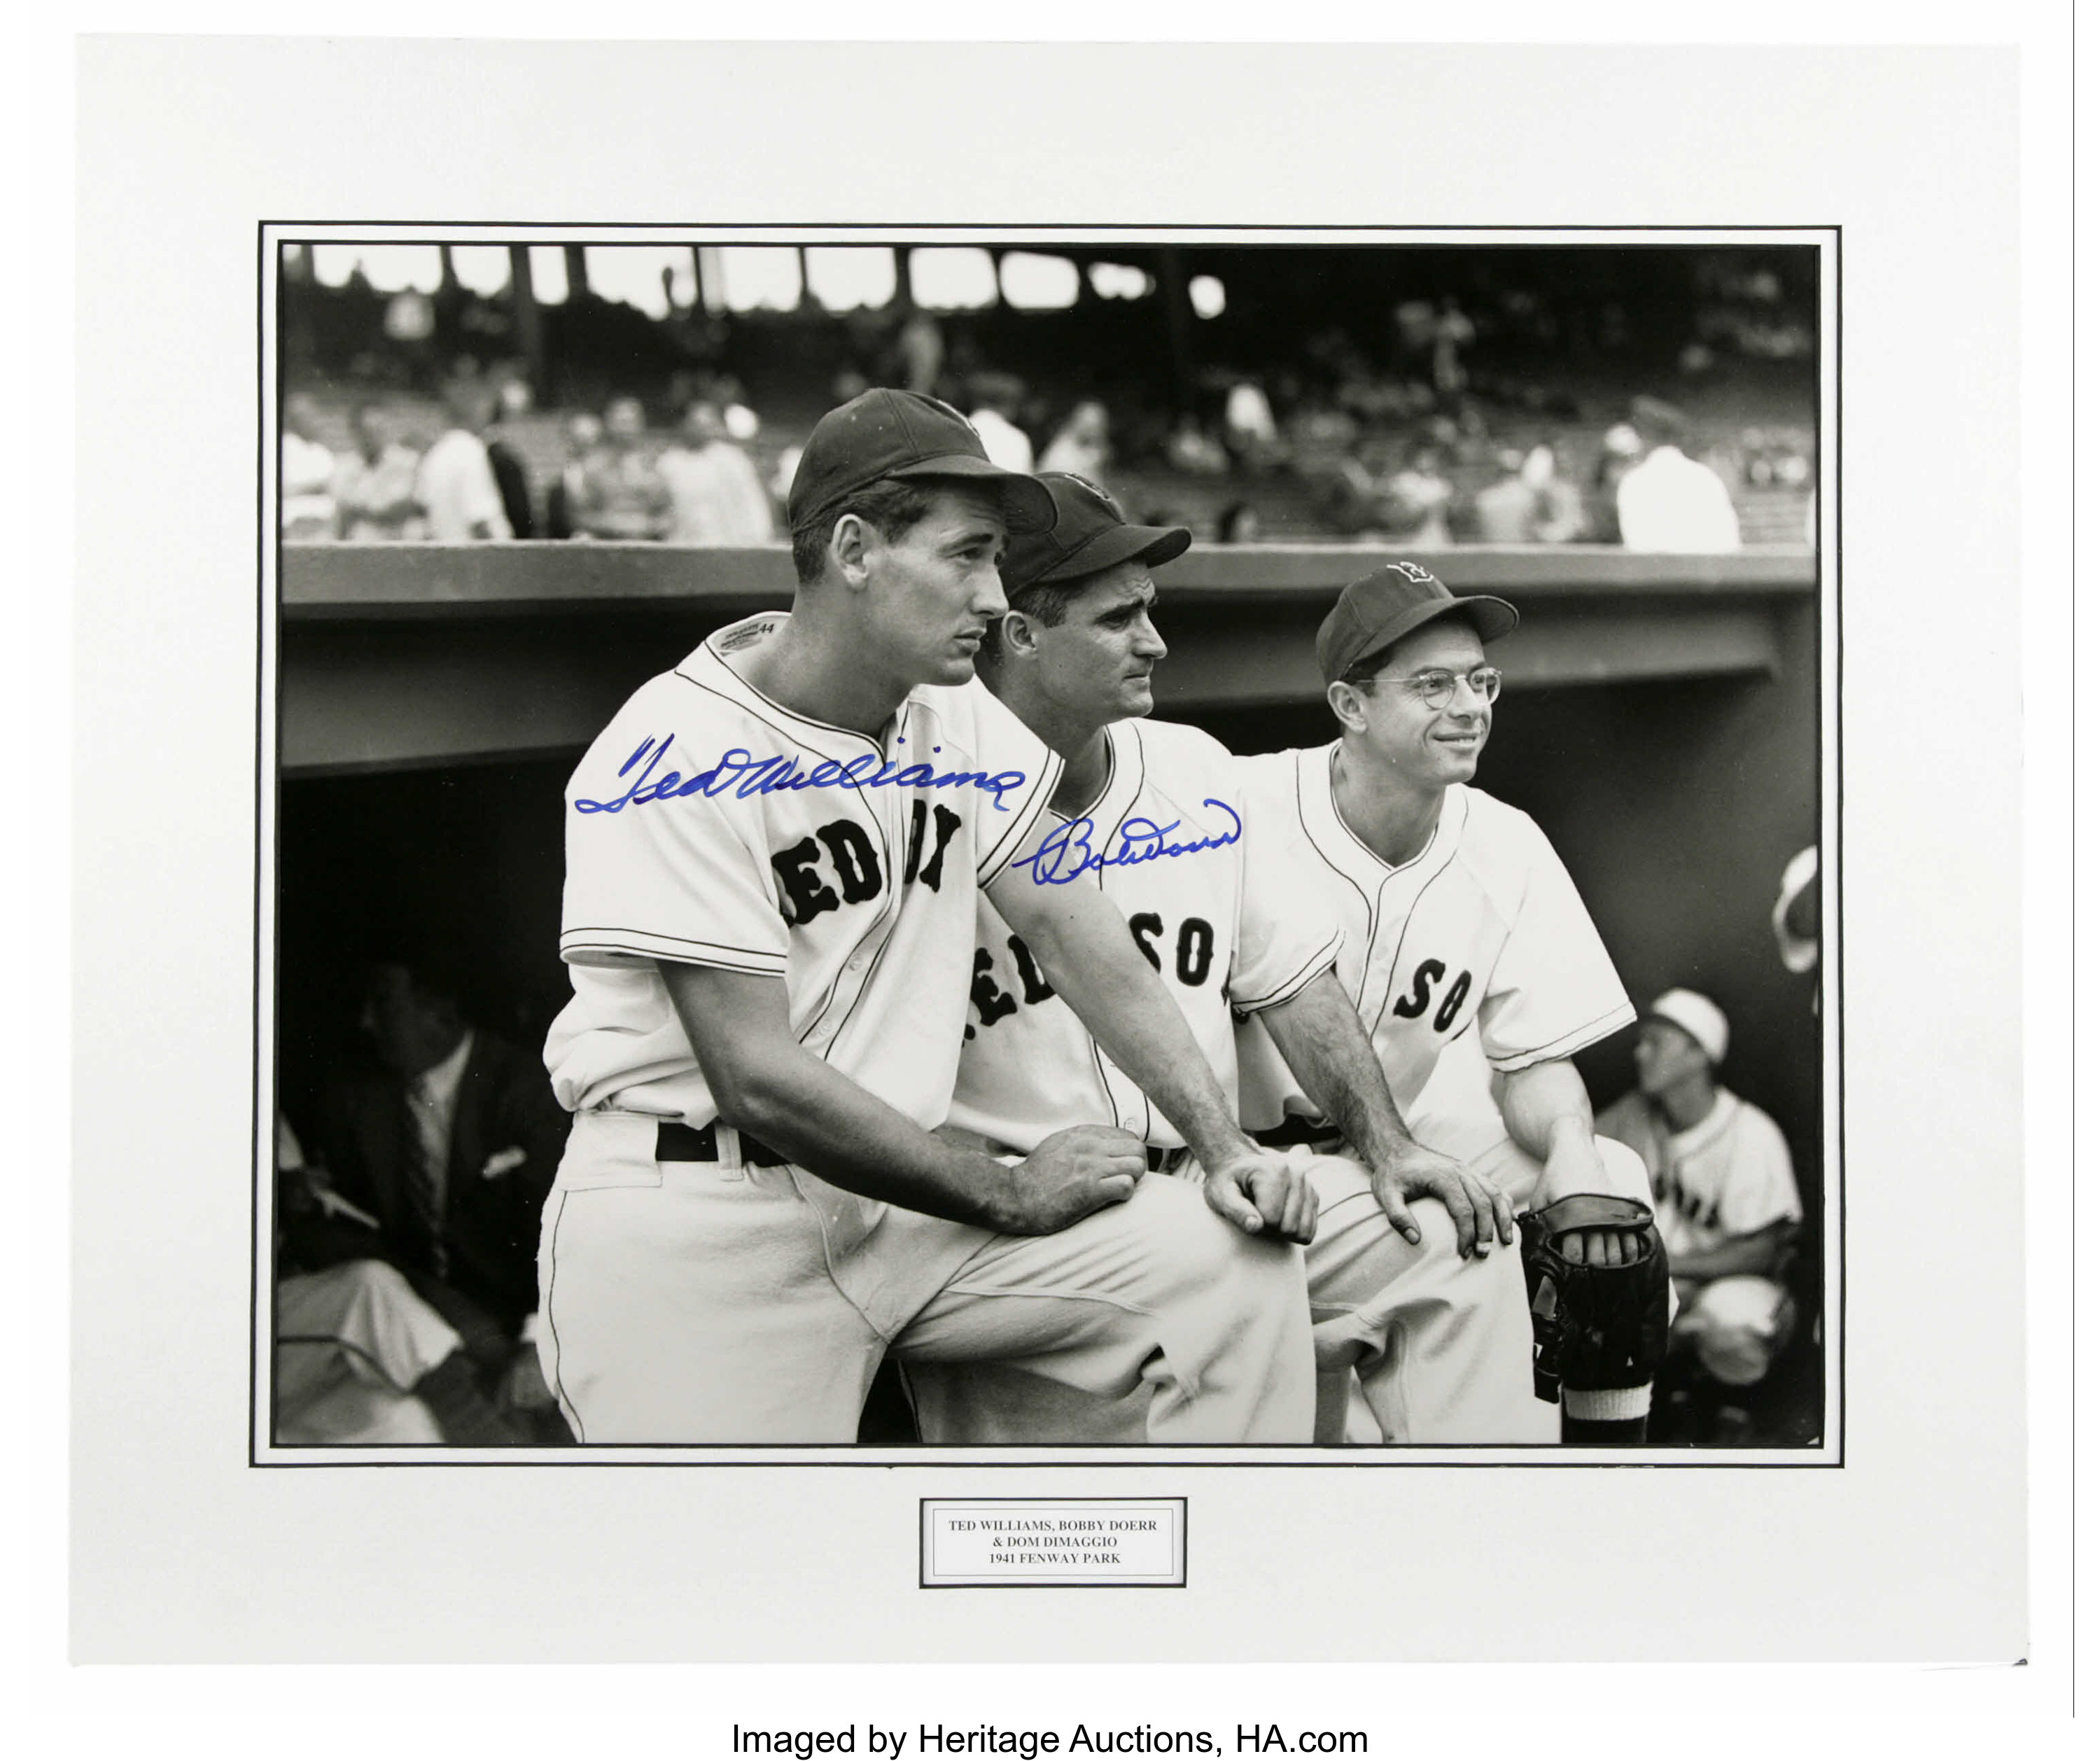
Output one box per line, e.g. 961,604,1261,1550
1352,665,1503,711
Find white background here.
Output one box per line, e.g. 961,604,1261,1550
24,0,2082,1736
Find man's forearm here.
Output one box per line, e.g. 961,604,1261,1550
1259,972,1414,1164
1497,1058,1601,1167
713,1038,1026,1228
993,880,1252,1169
659,965,1023,1230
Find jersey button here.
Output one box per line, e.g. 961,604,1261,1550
1121,1115,1142,1133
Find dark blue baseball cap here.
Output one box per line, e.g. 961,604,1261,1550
1316,561,1518,685
788,389,1056,537
1001,473,1191,593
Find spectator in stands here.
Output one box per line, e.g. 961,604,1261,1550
333,404,427,542
1588,422,1642,545
287,956,571,1439
1165,413,1231,477
714,375,762,443
1522,442,1587,543
416,371,514,542
659,400,776,545
274,1115,525,1446
545,412,603,541
1597,989,1802,1440
1616,405,1742,552
570,396,673,540
897,311,945,396
1472,447,1539,545
967,375,1035,475
1430,297,1476,398
1222,377,1280,472
1214,501,1263,543
484,375,538,539
281,392,338,541
1039,398,1113,480
1380,444,1455,546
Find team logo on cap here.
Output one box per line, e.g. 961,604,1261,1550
1387,562,1436,584
1053,473,1120,515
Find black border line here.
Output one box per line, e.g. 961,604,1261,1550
918,1496,1188,1589
253,223,1842,1472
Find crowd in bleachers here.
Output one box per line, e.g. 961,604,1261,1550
284,329,1814,555
282,363,784,546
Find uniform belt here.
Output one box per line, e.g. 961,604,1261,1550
656,1119,792,1168
1252,1118,1343,1153
1145,1145,1191,1174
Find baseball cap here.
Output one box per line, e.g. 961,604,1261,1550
787,388,1056,538
1646,988,1729,1065
1001,473,1191,593
1315,561,1519,686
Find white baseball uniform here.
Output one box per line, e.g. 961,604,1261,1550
537,613,1313,1444
1596,1086,1802,1385
1236,748,1642,1201
1234,746,1649,1434
906,718,1542,1447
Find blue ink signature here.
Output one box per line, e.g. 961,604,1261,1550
575,735,1030,815
1014,800,1245,884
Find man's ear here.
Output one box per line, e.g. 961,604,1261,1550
830,513,874,587
1326,678,1368,733
997,608,1040,664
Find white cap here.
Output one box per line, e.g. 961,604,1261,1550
1647,988,1729,1066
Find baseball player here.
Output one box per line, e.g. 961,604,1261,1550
536,390,1317,1445
905,476,1538,1447
1236,562,1667,1442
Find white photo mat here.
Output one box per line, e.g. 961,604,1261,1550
66,33,2045,1676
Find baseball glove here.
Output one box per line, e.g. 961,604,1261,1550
1519,1193,1672,1402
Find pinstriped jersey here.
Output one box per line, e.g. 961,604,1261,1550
545,611,1061,1130
1235,745,1632,1142
948,717,1341,1153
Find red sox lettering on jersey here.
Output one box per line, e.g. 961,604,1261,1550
546,612,1062,1139
950,718,1340,1153
1234,744,1634,1146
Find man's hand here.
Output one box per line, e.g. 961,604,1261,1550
1368,1143,1514,1260
1536,1136,1645,1266
1203,1151,1318,1244
994,1125,1147,1235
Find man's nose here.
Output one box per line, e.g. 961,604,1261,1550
972,563,1009,618
1133,614,1168,659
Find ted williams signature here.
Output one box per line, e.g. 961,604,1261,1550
1014,800,1244,885
575,735,1030,814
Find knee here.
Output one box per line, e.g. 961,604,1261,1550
321,1257,417,1317
1138,1178,1302,1307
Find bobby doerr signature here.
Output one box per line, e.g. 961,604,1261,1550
1014,801,1245,885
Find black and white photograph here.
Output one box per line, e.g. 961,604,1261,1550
263,228,1833,1462
57,30,2059,1688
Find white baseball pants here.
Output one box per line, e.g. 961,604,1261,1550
909,1148,1553,1447
536,1110,1315,1445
